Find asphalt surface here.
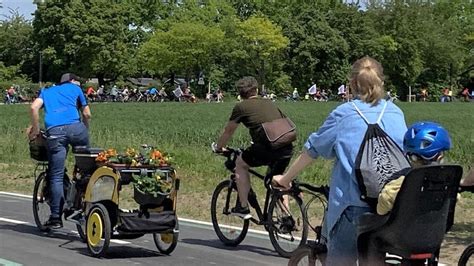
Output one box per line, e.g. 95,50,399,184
0,192,289,266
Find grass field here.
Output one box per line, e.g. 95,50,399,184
0,101,473,263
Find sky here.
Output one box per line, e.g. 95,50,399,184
0,1,365,21
0,0,36,20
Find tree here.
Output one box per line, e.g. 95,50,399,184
366,1,471,97
235,15,289,89
32,0,136,84
139,21,225,87
0,10,33,77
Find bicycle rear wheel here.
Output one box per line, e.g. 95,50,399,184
459,244,474,266
268,191,308,258
211,180,249,246
32,172,51,232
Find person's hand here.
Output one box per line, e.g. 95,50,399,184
460,168,474,187
272,174,291,190
211,142,226,153
28,126,40,141
211,142,220,153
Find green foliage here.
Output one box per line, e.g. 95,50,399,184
269,72,292,95
139,21,225,81
237,16,289,58
234,15,289,87
32,0,136,83
132,171,173,196
0,10,34,79
0,1,472,98
0,62,21,81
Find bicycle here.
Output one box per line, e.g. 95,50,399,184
287,183,329,266
210,146,308,258
458,185,474,266
31,132,90,240
290,165,463,266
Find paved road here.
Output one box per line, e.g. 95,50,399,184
0,192,289,266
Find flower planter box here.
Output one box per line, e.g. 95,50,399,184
133,186,167,206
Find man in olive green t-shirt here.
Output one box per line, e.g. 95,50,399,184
214,76,293,219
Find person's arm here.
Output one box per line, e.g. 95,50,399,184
274,150,315,187
29,98,43,140
460,168,474,187
81,105,91,128
274,110,338,187
377,175,405,215
77,88,91,128
216,120,239,150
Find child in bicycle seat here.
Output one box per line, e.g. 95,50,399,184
377,121,451,215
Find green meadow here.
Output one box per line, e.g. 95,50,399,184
0,101,472,213
1,101,473,263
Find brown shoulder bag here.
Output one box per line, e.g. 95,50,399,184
261,110,297,149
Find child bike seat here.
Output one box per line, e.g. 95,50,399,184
357,165,462,263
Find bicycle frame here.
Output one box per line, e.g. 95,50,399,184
225,169,274,226
219,148,287,228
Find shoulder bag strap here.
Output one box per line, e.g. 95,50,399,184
277,107,286,118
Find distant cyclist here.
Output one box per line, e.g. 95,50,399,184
214,76,294,219
28,73,91,229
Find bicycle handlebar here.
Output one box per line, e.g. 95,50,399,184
460,185,474,193
295,181,329,199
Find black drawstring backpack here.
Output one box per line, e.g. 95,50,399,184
353,101,411,210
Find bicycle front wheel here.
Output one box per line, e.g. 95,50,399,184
211,180,249,246
268,191,308,258
32,172,51,232
288,245,316,266
459,244,474,266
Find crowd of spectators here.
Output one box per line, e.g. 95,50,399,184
3,82,473,104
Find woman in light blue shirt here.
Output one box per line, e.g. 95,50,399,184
273,56,407,265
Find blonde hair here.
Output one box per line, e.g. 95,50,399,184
350,56,385,105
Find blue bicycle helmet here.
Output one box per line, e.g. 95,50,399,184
403,121,451,160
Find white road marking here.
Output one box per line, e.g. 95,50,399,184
179,217,270,236
1,218,132,245
71,230,130,244
0,258,23,266
0,217,29,224
0,192,32,199
1,191,294,239
111,239,132,244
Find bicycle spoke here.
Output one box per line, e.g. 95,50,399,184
268,192,307,257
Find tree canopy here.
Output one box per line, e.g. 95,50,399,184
0,0,472,97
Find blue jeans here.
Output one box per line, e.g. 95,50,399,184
46,123,89,218
325,206,372,266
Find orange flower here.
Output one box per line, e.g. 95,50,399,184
150,150,162,160
96,152,108,162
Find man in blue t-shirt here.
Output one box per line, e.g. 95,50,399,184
28,73,91,229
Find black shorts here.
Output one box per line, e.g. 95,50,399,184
241,144,293,175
